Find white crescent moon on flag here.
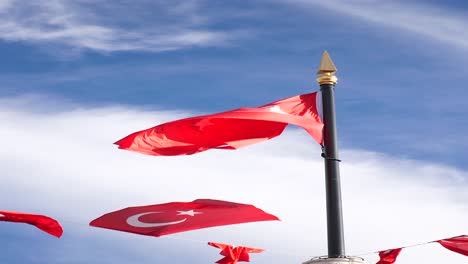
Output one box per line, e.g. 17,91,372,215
126,212,187,228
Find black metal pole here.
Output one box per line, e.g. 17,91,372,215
317,51,345,258
321,83,345,258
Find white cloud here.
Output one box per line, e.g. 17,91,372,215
1,95,468,263
283,0,468,50
0,0,236,52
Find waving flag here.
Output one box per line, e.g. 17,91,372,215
372,235,468,263
208,242,264,264
115,92,323,156
90,199,279,237
376,248,402,264
0,210,63,238
438,235,468,257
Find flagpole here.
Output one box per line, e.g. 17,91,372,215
316,51,345,258
303,52,368,264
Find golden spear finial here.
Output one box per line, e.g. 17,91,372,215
317,51,338,85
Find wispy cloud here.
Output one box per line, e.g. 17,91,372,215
0,0,241,52
283,0,468,50
1,95,468,263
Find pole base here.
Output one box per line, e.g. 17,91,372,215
303,257,368,264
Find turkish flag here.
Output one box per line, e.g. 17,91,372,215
376,248,402,264
0,210,63,238
208,242,264,264
115,92,323,156
438,235,468,257
89,199,279,237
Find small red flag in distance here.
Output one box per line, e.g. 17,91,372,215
90,199,279,237
208,242,264,264
0,210,63,238
438,235,468,257
115,92,323,156
376,248,402,264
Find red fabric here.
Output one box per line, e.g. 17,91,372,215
438,235,468,257
0,210,63,238
115,92,323,156
208,242,264,264
90,199,279,237
376,248,402,264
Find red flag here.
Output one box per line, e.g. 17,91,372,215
0,210,63,238
438,235,468,257
208,242,264,264
115,92,323,156
90,199,279,237
376,248,402,264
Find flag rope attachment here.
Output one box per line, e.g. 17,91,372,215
320,152,342,162
321,146,342,162
351,235,453,257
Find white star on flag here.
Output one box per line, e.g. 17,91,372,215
176,210,203,217
268,105,287,114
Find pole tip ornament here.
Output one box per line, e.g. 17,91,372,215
317,51,338,85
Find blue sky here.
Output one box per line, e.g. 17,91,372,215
1,1,468,264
